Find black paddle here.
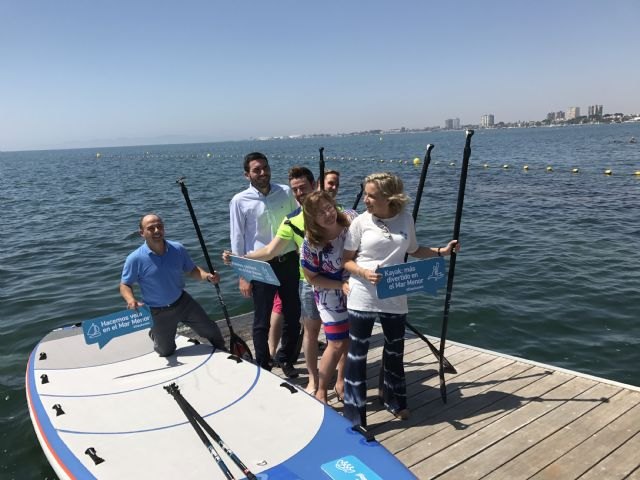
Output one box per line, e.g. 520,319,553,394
404,144,456,374
177,177,253,361
319,147,325,190
164,383,235,479
377,145,455,404
352,183,364,210
438,130,473,403
165,383,257,480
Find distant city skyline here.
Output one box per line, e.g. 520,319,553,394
2,1,640,151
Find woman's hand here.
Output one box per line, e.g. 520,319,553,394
222,250,233,265
360,267,382,285
442,240,460,256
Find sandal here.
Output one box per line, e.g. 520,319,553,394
334,387,344,403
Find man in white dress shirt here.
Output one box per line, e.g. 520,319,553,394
229,152,301,376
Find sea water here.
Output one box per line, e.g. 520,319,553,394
1,123,639,478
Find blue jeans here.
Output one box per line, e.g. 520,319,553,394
343,309,407,428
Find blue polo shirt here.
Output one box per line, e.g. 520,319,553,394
121,240,195,307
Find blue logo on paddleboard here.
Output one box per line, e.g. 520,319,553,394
376,257,446,299
82,307,152,348
321,455,383,480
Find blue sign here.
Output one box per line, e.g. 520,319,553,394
82,306,153,349
321,455,383,480
230,255,280,286
375,258,447,299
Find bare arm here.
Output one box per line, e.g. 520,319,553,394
342,249,381,285
303,267,343,290
188,266,220,284
245,236,290,261
222,236,291,265
119,283,144,310
408,240,460,259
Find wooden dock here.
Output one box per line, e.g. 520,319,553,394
207,312,640,479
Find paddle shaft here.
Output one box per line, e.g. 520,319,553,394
319,147,325,190
352,183,364,210
438,129,474,402
165,384,235,479
177,178,253,362
177,179,233,329
401,144,455,372
404,144,434,263
168,383,257,479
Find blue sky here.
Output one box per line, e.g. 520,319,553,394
1,0,639,151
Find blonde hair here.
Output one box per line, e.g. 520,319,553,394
364,172,409,215
303,191,351,247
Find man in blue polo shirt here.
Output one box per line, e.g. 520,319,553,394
120,213,225,356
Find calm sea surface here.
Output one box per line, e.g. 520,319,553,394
1,124,639,478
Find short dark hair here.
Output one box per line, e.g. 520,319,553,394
324,169,340,178
288,166,315,184
243,152,268,172
139,213,163,230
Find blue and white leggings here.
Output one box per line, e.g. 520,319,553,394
343,309,407,428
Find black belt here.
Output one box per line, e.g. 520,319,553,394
269,250,298,264
150,291,185,312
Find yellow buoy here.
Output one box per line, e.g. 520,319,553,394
413,157,420,165
546,166,553,172
604,169,612,175
503,164,509,169
572,168,579,173
523,165,529,170
206,153,212,158
483,163,489,168
634,171,640,176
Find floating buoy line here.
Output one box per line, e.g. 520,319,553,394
91,151,639,176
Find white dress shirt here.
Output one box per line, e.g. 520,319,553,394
229,183,297,256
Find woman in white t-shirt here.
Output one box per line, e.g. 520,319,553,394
342,172,458,427
301,191,358,404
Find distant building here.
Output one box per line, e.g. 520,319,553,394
444,118,454,129
547,111,566,122
453,118,460,129
481,114,495,127
567,107,581,120
588,104,603,119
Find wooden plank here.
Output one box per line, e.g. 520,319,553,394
397,369,579,477
579,430,640,480
500,389,640,479
202,314,640,480
377,356,527,448
431,381,618,480
535,401,640,480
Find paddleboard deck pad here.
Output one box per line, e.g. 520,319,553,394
26,322,415,479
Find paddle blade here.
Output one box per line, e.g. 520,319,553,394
230,334,253,362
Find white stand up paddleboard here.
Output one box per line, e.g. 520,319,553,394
26,316,416,479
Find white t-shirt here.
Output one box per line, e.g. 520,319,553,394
344,210,418,313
